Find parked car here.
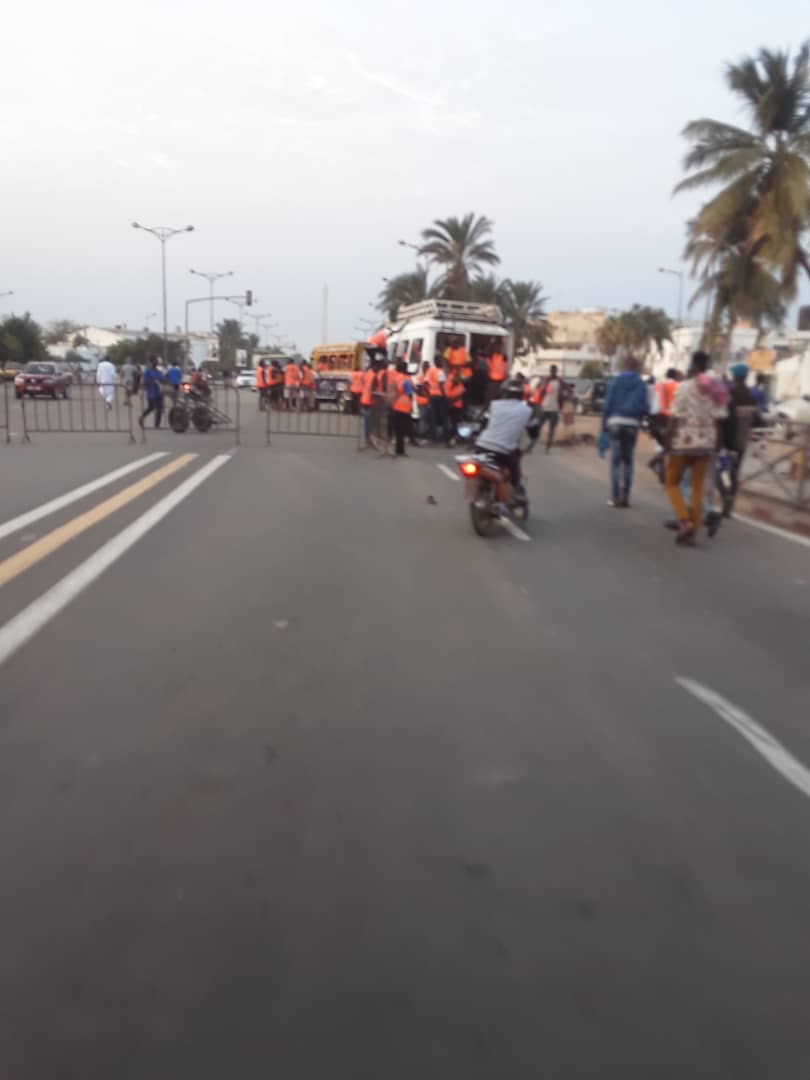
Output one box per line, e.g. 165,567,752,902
235,368,255,390
769,395,810,438
14,361,70,400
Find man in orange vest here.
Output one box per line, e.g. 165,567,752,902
267,361,283,408
450,336,468,372
283,358,299,410
487,345,509,403
415,361,431,439
349,368,364,415
648,368,682,480
359,361,377,448
426,358,446,442
255,360,267,410
391,360,414,457
299,361,315,410
445,368,465,444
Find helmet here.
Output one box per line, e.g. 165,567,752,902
502,378,524,399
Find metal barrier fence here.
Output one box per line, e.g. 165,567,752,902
20,383,136,443
15,381,240,446
0,381,9,445
265,397,361,446
740,422,810,508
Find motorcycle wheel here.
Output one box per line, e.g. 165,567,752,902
192,404,213,432
470,488,497,537
169,405,190,434
513,499,530,524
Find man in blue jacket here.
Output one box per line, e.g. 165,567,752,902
601,355,649,507
139,356,164,429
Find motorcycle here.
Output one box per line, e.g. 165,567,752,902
456,451,529,537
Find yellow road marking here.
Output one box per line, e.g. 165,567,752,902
0,454,197,588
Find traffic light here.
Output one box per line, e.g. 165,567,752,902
245,290,253,307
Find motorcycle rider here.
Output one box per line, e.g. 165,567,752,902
475,378,535,500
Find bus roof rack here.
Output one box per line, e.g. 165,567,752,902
395,299,504,324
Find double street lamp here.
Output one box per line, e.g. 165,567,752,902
658,266,684,327
189,268,234,333
132,221,195,362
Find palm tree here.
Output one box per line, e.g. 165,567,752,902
469,273,507,306
419,213,500,300
501,280,551,356
377,268,433,319
595,306,672,366
676,41,810,298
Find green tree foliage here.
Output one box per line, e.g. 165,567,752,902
378,268,433,319
677,41,810,341
596,305,673,362
579,361,606,379
501,280,551,356
106,334,185,367
468,273,508,306
216,318,246,368
419,213,500,300
0,312,46,369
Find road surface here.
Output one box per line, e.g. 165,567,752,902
1,407,809,1078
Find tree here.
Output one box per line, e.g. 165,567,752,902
501,280,551,356
0,312,45,369
419,213,500,300
468,273,508,306
72,332,90,348
378,267,433,319
44,319,80,346
677,41,810,304
106,334,184,368
216,318,246,368
595,305,672,365
579,361,606,379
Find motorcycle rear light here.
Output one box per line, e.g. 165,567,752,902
460,461,479,477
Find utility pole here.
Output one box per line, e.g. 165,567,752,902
189,269,234,333
132,222,195,363
321,284,328,344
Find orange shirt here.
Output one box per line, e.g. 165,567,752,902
489,353,507,381
450,346,467,369
300,364,315,388
360,368,375,407
426,366,444,397
284,363,299,387
350,370,363,394
446,378,464,409
255,366,266,389
656,379,678,416
393,372,412,414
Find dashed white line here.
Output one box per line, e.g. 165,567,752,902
0,454,230,669
732,513,810,550
0,452,169,543
677,677,810,801
437,463,461,482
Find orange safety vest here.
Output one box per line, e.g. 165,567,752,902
284,363,299,387
426,366,444,397
360,368,375,407
489,353,507,381
656,379,677,416
393,373,412,414
268,368,282,387
300,364,314,388
445,378,464,409
450,346,467,369
461,364,473,380
255,366,266,389
531,384,543,406
350,370,363,394
415,376,429,405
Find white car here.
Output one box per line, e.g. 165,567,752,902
235,369,255,391
768,395,810,438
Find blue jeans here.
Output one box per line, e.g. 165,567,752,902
610,426,637,500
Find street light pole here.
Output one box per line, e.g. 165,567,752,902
0,290,13,301
132,222,195,363
189,269,234,333
658,266,684,327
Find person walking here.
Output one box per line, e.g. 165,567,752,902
166,358,183,404
664,351,724,545
648,368,680,481
718,363,759,516
391,360,414,457
601,355,648,507
139,355,164,429
96,354,117,410
531,364,565,453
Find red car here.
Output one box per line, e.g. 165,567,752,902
14,361,70,400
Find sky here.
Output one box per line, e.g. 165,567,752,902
2,0,808,354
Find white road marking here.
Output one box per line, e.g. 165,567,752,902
0,454,230,669
499,518,531,542
437,464,461,482
677,677,810,801
732,513,810,550
0,452,169,543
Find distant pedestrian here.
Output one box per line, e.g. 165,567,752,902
426,358,446,443
283,359,299,410
486,345,508,403
647,368,680,481
530,364,565,453
120,357,137,405
139,354,164,429
349,367,363,414
392,360,414,457
255,360,267,410
750,372,769,412
166,359,183,403
445,368,465,444
718,363,759,516
601,355,648,507
664,351,725,545
359,361,376,449
96,355,116,410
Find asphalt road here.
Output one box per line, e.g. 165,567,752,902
1,403,809,1078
